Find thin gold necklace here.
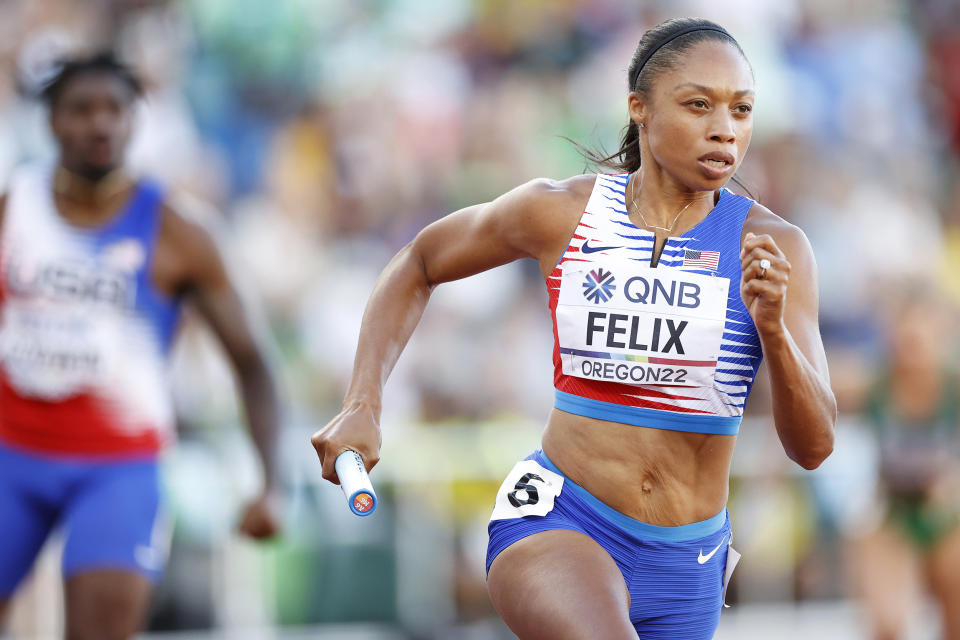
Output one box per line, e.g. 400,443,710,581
629,172,694,233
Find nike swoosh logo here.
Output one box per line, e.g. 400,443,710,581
581,240,621,254
697,535,728,565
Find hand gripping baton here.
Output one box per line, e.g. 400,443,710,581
335,450,377,516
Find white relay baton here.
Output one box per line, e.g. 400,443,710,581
335,450,377,516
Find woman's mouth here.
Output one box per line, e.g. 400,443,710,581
697,151,735,178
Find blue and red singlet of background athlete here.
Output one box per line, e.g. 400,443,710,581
0,165,181,593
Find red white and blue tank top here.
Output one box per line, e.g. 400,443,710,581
548,173,762,435
0,165,181,456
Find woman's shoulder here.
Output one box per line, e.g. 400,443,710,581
742,200,793,234
488,174,601,269
742,200,813,261
513,173,599,207
496,173,599,230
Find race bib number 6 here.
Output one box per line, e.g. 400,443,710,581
490,459,564,521
556,261,729,388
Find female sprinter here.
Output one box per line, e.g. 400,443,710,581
850,287,960,639
311,17,836,639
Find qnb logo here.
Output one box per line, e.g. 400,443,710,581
582,268,616,304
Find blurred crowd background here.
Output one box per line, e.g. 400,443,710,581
3,0,960,638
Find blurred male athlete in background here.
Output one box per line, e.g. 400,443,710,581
0,52,282,640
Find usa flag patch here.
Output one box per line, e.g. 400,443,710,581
682,249,720,270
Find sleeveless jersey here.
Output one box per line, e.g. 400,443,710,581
547,173,762,435
865,373,960,494
0,165,181,456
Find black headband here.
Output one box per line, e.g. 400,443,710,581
630,25,732,89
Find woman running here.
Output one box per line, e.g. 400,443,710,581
312,17,836,639
850,287,960,640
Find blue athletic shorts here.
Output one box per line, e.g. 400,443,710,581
487,450,738,639
0,442,168,597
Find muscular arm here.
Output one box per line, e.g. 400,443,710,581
741,210,836,469
163,204,283,494
312,177,586,481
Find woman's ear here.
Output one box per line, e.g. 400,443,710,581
627,91,648,129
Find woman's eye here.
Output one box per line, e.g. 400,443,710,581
735,104,753,114
689,100,708,109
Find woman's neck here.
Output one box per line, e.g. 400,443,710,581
627,168,713,232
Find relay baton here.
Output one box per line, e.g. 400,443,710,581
335,450,377,516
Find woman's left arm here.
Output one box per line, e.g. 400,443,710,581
740,211,837,469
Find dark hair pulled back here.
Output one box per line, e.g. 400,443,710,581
586,17,747,174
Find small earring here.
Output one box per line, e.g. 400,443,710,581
639,122,645,129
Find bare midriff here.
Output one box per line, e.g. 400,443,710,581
541,408,736,526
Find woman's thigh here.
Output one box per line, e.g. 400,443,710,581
847,525,919,640
928,525,960,640
487,529,637,640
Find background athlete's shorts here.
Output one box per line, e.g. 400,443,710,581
0,441,168,598
487,450,737,640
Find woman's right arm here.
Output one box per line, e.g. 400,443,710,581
310,177,585,483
